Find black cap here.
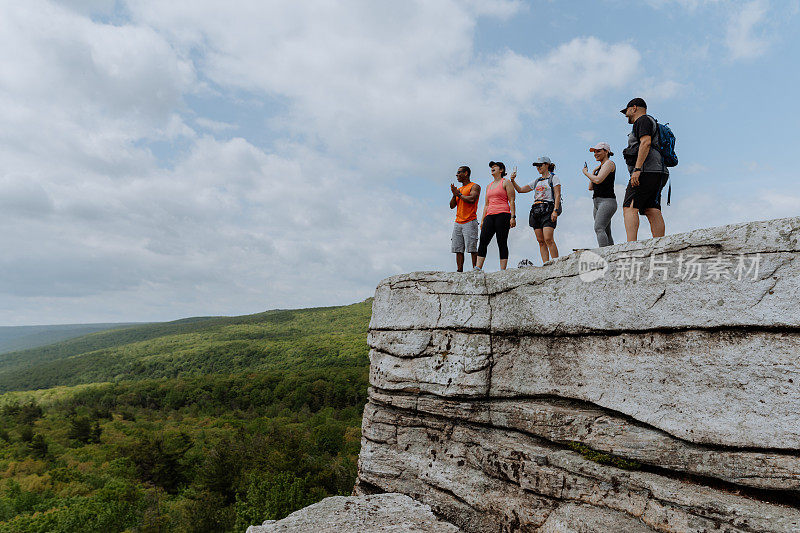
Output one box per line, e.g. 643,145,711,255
489,161,506,177
620,97,647,114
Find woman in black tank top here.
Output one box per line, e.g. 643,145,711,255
583,142,618,247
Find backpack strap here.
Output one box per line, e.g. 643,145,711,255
546,174,563,214
647,114,668,174
647,115,660,146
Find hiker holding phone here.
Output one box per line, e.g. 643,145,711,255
510,156,560,264
582,142,617,247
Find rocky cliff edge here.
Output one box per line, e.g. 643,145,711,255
354,216,800,532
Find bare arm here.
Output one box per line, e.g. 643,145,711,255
553,184,561,212
462,183,480,203
451,183,480,209
588,161,615,184
505,180,516,228
635,136,651,169
510,178,532,193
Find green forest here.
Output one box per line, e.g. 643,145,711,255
0,300,372,532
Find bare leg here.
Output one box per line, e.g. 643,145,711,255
455,252,464,272
476,256,486,269
644,208,665,238
543,227,558,259
500,259,508,270
535,228,548,263
470,252,478,268
624,205,640,242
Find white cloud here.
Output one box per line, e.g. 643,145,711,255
125,3,640,176
0,0,675,325
725,0,771,60
648,0,722,8
681,163,710,175
0,0,195,179
194,117,237,133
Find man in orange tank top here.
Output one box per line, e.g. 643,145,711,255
449,166,481,272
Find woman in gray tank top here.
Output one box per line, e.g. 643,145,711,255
582,142,617,247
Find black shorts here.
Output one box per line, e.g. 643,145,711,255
623,172,667,214
529,202,556,229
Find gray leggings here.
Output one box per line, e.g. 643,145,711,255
593,197,617,247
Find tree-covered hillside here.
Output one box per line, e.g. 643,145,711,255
0,301,372,393
0,323,142,356
0,300,373,532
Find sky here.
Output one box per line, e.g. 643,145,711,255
0,0,798,325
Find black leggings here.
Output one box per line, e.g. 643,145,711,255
478,213,511,260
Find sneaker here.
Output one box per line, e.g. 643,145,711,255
473,266,482,271
517,259,535,268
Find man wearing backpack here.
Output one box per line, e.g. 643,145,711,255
620,97,669,241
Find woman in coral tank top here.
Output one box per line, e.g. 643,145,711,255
475,161,516,270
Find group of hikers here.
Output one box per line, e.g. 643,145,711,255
450,97,676,271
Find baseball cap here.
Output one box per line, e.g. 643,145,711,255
589,142,613,156
620,97,647,113
489,161,505,171
532,156,552,166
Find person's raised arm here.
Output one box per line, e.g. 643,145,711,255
589,160,615,184
510,170,533,193
449,183,458,209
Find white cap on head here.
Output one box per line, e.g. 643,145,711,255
590,142,612,154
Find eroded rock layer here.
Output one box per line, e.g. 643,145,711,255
356,216,800,532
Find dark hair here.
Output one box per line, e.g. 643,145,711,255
459,165,471,178
489,161,506,177
545,163,555,172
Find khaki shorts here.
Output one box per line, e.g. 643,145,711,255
451,219,479,253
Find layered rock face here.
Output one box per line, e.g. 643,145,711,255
356,216,800,532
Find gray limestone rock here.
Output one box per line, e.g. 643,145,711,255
245,493,461,533
359,404,800,533
367,389,800,491
538,503,656,533
350,217,800,532
490,330,800,448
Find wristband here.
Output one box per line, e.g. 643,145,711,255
633,167,642,172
